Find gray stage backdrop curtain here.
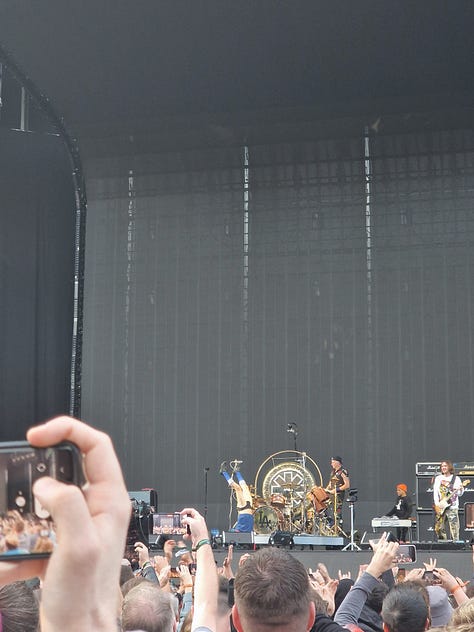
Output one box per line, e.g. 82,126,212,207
81,121,474,531
0,130,75,438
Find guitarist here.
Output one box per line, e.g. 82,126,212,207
433,460,465,541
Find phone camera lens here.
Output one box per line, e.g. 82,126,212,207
15,494,26,508
36,462,47,473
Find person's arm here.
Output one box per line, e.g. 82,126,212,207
134,541,159,584
335,535,398,627
340,471,350,492
386,505,396,517
0,416,131,632
455,476,465,496
433,476,441,505
181,508,217,632
222,544,235,580
312,614,346,632
433,568,469,606
333,572,380,626
178,590,194,631
163,539,176,563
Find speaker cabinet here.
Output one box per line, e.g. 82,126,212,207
416,478,434,511
416,511,435,542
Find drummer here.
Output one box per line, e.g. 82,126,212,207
324,456,350,529
220,460,254,533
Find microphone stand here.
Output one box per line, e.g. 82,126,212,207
342,496,361,551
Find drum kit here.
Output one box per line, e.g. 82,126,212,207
250,450,343,537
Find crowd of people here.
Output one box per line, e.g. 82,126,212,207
0,416,474,632
0,511,55,557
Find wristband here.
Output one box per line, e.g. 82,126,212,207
450,584,463,594
141,561,152,570
192,538,211,552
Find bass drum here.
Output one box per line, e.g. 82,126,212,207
253,505,282,534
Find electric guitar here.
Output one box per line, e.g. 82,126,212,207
434,479,470,515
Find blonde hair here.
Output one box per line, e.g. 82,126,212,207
449,597,474,627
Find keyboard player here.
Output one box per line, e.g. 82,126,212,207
385,483,413,542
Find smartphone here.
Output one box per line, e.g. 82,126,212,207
423,569,441,584
152,512,190,536
0,441,85,560
395,544,417,565
369,539,417,564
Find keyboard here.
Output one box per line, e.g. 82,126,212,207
371,517,412,528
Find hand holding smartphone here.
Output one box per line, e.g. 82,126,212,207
369,536,417,564
0,440,85,560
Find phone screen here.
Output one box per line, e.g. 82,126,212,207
395,544,417,564
368,540,417,565
152,513,188,536
0,441,84,560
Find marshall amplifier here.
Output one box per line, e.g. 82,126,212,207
416,478,434,511
454,462,474,476
416,510,436,542
416,462,441,477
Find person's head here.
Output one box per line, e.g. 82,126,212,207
32,534,54,554
4,531,19,551
0,580,39,632
440,461,454,475
449,596,474,627
233,548,315,632
121,575,148,598
331,456,343,470
122,581,176,632
334,578,354,613
426,585,453,627
120,561,135,586
365,581,389,614
396,484,407,497
381,581,430,632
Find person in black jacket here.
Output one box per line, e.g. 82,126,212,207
386,483,413,542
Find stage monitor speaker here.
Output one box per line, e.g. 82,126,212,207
269,531,294,546
128,489,158,511
223,531,254,546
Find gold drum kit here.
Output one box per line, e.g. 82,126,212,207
251,450,340,536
